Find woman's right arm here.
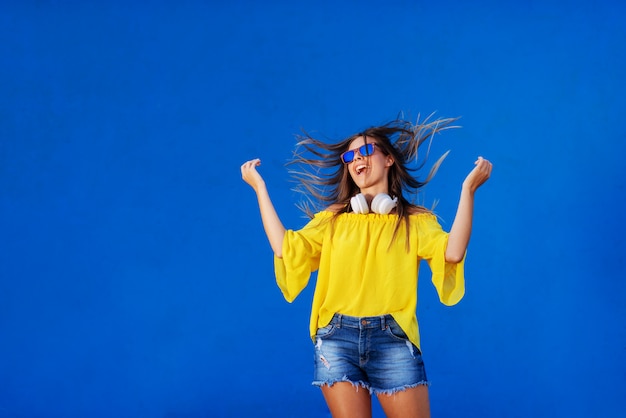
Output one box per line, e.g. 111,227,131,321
241,159,286,258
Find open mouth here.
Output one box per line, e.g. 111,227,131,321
355,164,369,175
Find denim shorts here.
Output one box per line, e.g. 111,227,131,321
312,313,429,395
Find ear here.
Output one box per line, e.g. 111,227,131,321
385,156,394,167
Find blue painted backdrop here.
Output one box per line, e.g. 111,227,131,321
1,1,624,417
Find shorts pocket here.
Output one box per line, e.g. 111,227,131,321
385,319,409,342
315,323,337,339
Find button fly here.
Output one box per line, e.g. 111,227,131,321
361,319,368,326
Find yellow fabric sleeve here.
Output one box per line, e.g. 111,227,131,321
273,211,466,350
417,215,465,306
274,213,328,302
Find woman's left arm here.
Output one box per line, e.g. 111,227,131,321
445,156,493,263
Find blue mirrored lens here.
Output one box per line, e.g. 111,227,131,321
341,143,375,163
360,144,374,156
341,150,355,163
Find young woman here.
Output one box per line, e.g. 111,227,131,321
240,116,492,418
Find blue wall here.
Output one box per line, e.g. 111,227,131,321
1,1,625,417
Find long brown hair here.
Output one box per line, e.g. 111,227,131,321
288,114,459,247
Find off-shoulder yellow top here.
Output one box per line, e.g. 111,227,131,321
274,210,465,350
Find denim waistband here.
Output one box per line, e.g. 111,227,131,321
329,313,393,330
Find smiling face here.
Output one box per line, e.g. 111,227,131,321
345,135,394,196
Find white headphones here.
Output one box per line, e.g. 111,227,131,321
350,193,398,215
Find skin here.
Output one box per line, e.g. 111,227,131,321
241,136,492,417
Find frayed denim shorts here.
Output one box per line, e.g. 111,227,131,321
312,313,429,395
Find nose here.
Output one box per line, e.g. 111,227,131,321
354,147,367,160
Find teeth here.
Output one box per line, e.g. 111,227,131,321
356,164,368,174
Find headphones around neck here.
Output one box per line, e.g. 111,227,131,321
350,193,398,215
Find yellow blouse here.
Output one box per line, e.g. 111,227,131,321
274,211,465,350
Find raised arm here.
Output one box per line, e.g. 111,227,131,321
241,159,286,258
445,156,493,263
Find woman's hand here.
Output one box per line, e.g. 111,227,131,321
241,158,265,192
462,156,492,194
446,156,493,263
240,158,286,257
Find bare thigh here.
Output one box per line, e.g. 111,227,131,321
321,382,372,418
376,385,430,418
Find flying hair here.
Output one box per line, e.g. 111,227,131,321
287,113,460,248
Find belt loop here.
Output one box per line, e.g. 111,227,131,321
336,313,342,328
381,315,386,330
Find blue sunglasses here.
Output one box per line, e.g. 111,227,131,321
341,143,377,164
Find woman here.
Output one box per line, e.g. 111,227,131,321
241,116,492,418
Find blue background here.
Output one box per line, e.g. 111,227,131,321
1,1,625,417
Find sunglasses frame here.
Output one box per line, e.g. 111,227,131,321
341,143,377,164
